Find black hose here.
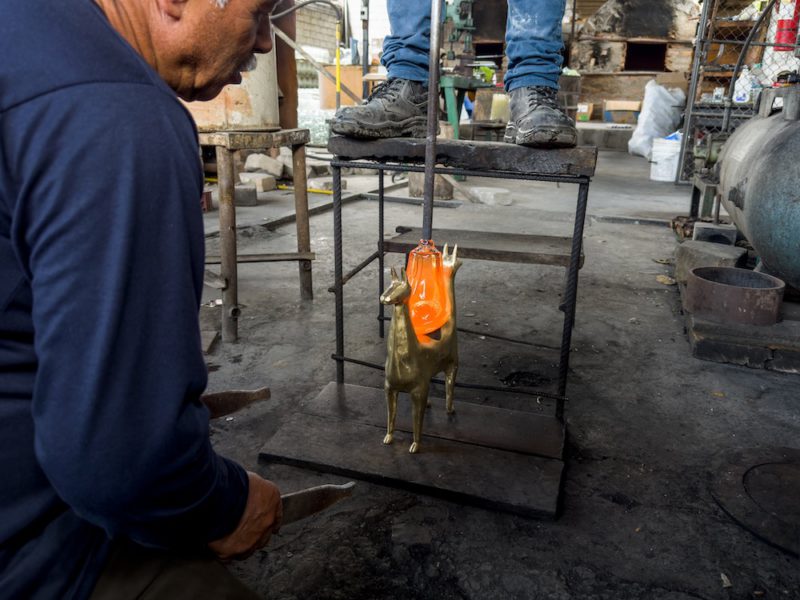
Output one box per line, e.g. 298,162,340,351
724,0,778,132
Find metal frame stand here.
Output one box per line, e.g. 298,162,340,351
331,159,591,421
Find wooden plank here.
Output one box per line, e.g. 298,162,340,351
328,136,597,178
199,129,310,150
304,382,564,459
384,227,583,268
259,411,564,519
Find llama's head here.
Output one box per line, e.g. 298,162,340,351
380,267,411,305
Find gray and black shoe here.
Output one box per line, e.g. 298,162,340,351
504,85,578,148
330,78,428,139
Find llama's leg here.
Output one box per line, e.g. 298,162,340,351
409,385,429,453
445,363,458,414
384,388,398,445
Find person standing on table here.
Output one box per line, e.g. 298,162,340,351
331,0,578,148
0,0,283,598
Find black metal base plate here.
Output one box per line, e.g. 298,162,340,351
681,285,800,374
711,447,800,558
259,382,565,519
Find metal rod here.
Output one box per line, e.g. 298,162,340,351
273,25,361,104
330,160,590,185
326,250,380,292
333,166,345,383
556,182,589,419
292,144,314,300
422,0,443,241
378,169,386,339
206,252,315,264
216,146,239,343
376,316,561,350
331,356,566,402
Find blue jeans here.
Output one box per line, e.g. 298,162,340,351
381,0,566,91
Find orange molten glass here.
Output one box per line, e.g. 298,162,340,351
405,239,451,338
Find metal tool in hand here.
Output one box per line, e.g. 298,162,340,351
280,481,356,527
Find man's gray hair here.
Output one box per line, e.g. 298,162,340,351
212,0,229,7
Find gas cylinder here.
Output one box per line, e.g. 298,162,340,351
718,88,800,289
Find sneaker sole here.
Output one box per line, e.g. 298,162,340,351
330,116,428,140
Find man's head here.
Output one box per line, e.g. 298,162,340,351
98,0,278,101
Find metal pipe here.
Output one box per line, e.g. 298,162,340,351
273,25,361,104
292,144,314,300
422,0,443,241
362,0,370,99
569,0,578,66
378,169,386,339
335,19,342,110
333,166,345,383
216,146,239,343
329,160,590,185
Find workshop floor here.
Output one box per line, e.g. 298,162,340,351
202,151,799,600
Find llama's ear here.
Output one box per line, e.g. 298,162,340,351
390,266,398,281
400,267,407,281
443,242,449,258
452,244,458,262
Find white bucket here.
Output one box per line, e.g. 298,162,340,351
650,137,682,182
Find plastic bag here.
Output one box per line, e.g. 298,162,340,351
628,80,687,159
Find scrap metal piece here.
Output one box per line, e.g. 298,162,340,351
686,267,785,326
201,387,271,419
281,482,356,527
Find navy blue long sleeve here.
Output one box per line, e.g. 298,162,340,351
0,1,248,598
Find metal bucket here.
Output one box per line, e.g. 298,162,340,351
686,267,785,326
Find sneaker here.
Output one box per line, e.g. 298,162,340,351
503,86,578,149
330,78,428,139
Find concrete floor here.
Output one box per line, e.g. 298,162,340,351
202,151,799,599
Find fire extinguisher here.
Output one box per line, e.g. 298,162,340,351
774,0,800,51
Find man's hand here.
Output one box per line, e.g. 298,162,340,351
209,472,282,561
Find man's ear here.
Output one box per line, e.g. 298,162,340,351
155,0,190,20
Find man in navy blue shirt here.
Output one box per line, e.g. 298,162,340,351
0,0,283,598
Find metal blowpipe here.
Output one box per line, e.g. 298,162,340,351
422,0,444,241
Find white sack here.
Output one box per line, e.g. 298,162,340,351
628,80,686,159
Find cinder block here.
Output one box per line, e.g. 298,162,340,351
674,240,747,284
408,172,451,199
244,153,284,178
239,172,277,193
692,222,738,245
235,184,258,207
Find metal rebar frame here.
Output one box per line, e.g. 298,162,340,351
330,160,591,422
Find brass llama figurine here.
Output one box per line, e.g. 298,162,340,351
380,244,461,453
